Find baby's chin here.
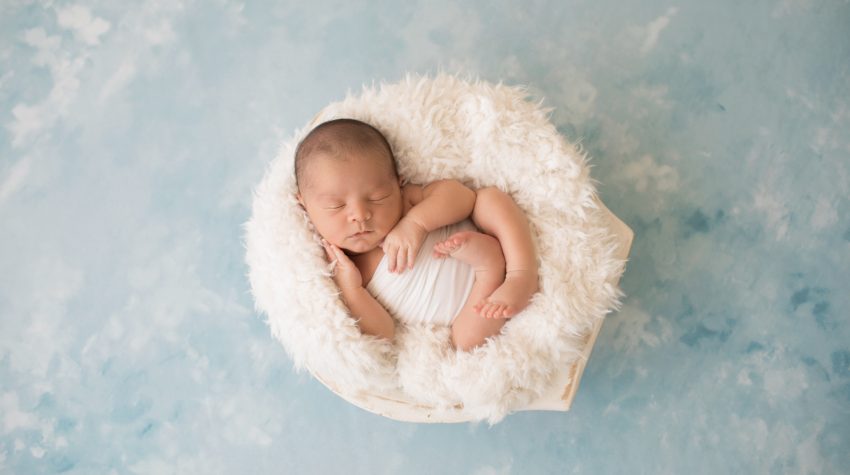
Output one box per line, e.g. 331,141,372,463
340,239,381,255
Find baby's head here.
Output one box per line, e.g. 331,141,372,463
295,119,404,255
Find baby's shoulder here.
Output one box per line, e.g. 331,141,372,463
401,183,425,212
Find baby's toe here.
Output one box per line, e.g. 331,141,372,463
486,303,501,319
492,304,507,319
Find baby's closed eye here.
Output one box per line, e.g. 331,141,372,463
370,194,391,202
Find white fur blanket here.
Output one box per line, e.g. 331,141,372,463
245,74,625,424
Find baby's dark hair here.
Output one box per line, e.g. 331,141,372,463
294,118,398,190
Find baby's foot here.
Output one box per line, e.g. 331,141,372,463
473,269,539,319
433,231,505,282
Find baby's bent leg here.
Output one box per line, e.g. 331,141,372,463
470,187,539,318
433,231,509,351
451,277,508,351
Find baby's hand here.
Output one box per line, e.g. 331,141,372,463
381,216,428,273
322,239,362,291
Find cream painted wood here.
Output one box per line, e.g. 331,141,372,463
308,197,633,423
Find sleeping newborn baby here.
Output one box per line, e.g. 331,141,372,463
295,119,539,351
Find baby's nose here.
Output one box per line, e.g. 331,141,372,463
349,204,371,222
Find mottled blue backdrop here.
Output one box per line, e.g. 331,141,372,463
1,1,848,473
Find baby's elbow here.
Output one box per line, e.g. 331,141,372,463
443,178,471,191
384,318,396,341
454,181,476,209
366,318,395,342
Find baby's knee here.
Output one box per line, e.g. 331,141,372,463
475,186,508,204
451,325,491,352
474,187,521,218
451,330,484,352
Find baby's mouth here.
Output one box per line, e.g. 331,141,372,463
350,230,372,238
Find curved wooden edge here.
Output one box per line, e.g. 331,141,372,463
309,197,634,423
517,197,633,412
310,368,472,423
558,199,634,409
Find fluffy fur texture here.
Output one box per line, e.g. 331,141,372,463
245,74,626,424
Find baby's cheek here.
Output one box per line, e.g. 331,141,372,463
312,223,336,244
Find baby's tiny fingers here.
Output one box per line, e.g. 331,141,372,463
331,244,352,264
386,247,396,272
321,241,333,259
394,249,405,273
324,241,342,259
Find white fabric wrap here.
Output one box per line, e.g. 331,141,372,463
245,74,626,424
367,220,477,327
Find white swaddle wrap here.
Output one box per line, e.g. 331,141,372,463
366,220,477,326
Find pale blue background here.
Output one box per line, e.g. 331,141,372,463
1,1,848,473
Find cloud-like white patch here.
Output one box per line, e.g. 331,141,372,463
2,393,37,434
471,462,513,475
9,55,85,146
764,366,808,401
80,228,250,361
737,369,753,386
632,83,673,113
0,70,14,90
772,0,816,18
9,103,45,148
785,87,816,111
143,19,177,45
753,185,790,241
796,426,825,475
56,5,111,45
399,2,482,68
0,156,32,205
728,414,769,453
810,196,838,230
1,255,85,411
99,59,137,102
221,1,247,31
556,72,598,118
8,28,86,148
22,27,60,67
141,0,190,46
640,7,678,56
608,300,672,354
622,154,680,192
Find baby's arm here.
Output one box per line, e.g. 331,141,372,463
382,179,476,272
323,240,395,340
339,286,395,340
404,179,476,232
